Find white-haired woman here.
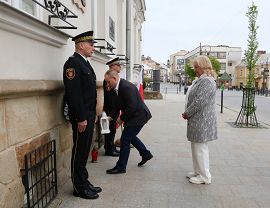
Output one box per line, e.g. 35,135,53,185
182,55,218,184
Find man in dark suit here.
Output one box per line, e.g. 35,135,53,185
104,70,153,174
103,57,122,157
63,31,101,199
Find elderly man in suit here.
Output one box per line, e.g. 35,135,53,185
104,70,153,174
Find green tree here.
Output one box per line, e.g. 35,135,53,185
244,3,259,118
208,56,221,76
184,62,196,80
245,2,259,88
143,77,152,89
235,2,259,127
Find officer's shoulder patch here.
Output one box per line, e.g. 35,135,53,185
66,68,75,80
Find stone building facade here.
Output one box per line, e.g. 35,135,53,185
234,53,270,89
0,0,146,207
168,50,187,84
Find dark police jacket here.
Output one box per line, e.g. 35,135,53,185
63,52,97,122
116,79,152,127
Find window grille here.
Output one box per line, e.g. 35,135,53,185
22,140,57,208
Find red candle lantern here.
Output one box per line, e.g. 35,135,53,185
91,146,98,162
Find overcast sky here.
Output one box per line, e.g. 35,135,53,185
141,0,270,64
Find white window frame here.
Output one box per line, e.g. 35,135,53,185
7,0,42,19
0,0,70,47
1,0,11,5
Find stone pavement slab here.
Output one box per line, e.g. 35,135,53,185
50,93,270,208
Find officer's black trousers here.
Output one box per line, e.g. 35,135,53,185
104,119,117,153
70,115,95,192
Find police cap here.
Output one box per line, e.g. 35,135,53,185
106,57,121,67
72,31,97,44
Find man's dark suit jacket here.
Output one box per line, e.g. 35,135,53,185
103,80,118,119
116,79,152,127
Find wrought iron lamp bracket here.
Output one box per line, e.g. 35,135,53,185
95,39,116,56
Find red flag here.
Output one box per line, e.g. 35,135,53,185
139,83,144,101
137,69,144,100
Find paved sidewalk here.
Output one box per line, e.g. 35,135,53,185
51,93,270,208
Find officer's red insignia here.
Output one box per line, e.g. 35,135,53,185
66,68,75,80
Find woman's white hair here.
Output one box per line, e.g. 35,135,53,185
192,55,215,76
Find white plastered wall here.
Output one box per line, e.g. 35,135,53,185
0,1,101,80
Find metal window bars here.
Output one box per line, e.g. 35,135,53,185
22,140,58,208
32,0,78,29
95,39,116,56
116,54,129,65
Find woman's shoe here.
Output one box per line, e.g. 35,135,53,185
189,175,211,184
186,172,198,179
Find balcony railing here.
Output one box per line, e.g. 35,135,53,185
116,54,129,65
33,0,78,29
95,39,116,56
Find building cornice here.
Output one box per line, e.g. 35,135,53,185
0,80,103,100
0,2,71,48
0,80,63,100
92,51,111,64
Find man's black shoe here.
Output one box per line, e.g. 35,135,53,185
106,167,126,174
88,183,102,193
105,151,120,157
73,189,99,199
138,153,153,167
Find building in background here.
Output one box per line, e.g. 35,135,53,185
168,45,242,87
234,51,270,90
142,64,153,79
168,50,187,84
159,62,169,82
141,55,169,82
0,0,145,207
256,52,270,90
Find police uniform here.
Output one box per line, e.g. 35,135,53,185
103,58,121,156
63,31,101,199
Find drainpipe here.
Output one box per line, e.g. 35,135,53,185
126,0,131,80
